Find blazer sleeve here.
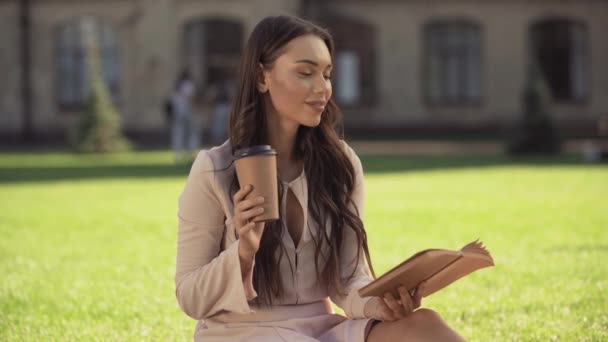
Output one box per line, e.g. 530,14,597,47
329,141,375,319
174,150,258,320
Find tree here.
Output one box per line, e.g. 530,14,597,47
68,18,131,153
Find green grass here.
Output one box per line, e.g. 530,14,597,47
1,149,606,341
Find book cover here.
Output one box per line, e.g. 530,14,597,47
359,240,494,298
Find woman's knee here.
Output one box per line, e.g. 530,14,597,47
410,308,444,325
393,308,448,333
367,309,464,341
403,309,464,341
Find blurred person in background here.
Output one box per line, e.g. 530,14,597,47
170,69,201,163
582,113,608,163
209,75,235,145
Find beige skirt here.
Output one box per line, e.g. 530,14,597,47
193,300,378,342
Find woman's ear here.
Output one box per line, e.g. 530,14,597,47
256,63,269,93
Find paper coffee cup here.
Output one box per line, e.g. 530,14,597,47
233,145,279,223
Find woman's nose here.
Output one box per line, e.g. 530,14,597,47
312,74,329,94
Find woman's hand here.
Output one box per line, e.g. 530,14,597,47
233,184,266,261
363,281,427,321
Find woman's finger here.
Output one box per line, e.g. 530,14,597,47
379,306,397,321
238,206,265,223
397,286,414,314
375,300,397,321
383,292,405,319
236,196,265,212
237,221,255,236
411,288,421,310
236,221,266,243
233,184,254,203
412,282,426,309
251,221,265,234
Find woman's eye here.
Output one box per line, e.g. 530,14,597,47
298,71,331,80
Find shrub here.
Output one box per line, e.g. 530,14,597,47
68,21,131,153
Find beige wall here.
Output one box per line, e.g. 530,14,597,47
0,2,21,137
1,0,607,140
331,0,608,129
28,0,135,136
0,0,300,139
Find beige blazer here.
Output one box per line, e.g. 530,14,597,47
175,139,374,339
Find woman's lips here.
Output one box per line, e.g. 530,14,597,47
306,101,326,112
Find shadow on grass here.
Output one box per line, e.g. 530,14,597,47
0,153,599,184
361,154,590,174
0,163,193,184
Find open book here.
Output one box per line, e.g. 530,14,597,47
359,239,494,299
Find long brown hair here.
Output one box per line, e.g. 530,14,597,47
228,15,375,306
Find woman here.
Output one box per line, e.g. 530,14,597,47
175,15,465,341
171,69,201,163
209,75,235,145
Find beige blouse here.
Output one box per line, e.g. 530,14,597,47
174,139,374,331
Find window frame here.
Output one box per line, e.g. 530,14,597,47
529,17,591,105
54,17,121,111
422,19,484,107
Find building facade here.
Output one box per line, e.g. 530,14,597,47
1,0,607,142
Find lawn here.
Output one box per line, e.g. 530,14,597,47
0,149,606,341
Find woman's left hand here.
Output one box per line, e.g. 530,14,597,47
363,281,427,321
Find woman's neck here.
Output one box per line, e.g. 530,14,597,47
266,111,302,181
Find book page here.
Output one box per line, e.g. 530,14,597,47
421,251,494,297
359,240,494,298
461,239,492,257
359,250,460,298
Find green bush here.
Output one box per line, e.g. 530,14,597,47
68,24,131,153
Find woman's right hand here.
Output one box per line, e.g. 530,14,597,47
233,184,266,261
363,282,426,321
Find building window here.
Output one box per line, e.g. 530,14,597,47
55,17,120,109
318,15,376,107
424,20,482,105
335,51,360,105
182,18,243,88
530,18,589,102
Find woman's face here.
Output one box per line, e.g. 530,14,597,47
259,34,333,128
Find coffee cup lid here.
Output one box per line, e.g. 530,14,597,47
234,145,277,159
